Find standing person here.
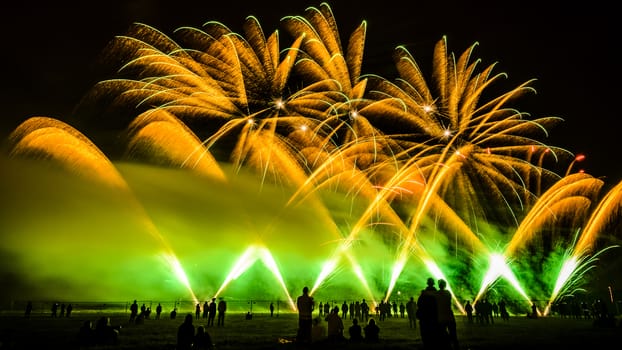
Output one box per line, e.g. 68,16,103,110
464,300,474,323
66,303,73,317
406,297,417,328
177,313,195,350
417,277,439,349
217,298,227,326
202,301,209,319
360,299,369,323
270,302,275,317
51,302,59,317
296,286,315,344
156,303,163,320
436,279,459,350
25,301,33,319
208,298,217,326
530,301,538,318
195,303,202,320
129,300,139,323
498,299,509,321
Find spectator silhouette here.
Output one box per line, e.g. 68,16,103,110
348,318,363,343
311,317,326,343
296,286,315,344
530,301,538,318
51,302,59,317
195,303,201,320
193,325,214,350
270,302,275,317
156,303,163,319
406,297,417,328
342,301,349,319
208,298,217,326
66,303,73,317
170,308,178,320
499,299,509,321
417,277,439,349
177,313,195,350
78,320,96,347
202,301,208,319
464,300,474,323
363,318,380,343
217,298,227,326
25,301,33,319
436,279,459,350
95,316,119,345
129,300,139,323
361,299,370,322
325,306,345,343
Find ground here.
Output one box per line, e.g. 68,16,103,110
0,310,620,349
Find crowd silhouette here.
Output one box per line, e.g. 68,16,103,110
12,285,619,349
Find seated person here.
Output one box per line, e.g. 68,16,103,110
78,320,96,346
348,318,363,343
311,317,326,343
363,318,380,343
194,325,214,350
95,316,120,345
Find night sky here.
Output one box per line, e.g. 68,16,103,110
1,0,619,183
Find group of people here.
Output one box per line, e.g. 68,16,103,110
416,278,459,350
194,298,228,326
296,286,381,345
78,316,121,347
177,313,215,350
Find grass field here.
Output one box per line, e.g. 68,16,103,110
1,310,620,349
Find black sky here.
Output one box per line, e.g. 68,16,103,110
2,0,619,183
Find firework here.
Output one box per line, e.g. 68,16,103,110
2,2,620,314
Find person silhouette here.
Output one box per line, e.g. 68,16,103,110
465,300,474,323
296,286,314,344
417,277,439,349
94,316,119,345
325,306,345,343
194,325,214,350
436,279,459,349
270,302,275,317
348,318,363,343
170,308,177,320
195,303,201,320
129,300,139,323
208,298,217,326
311,317,326,343
25,301,33,319
177,313,195,350
406,297,417,328
217,298,227,326
363,318,380,343
156,303,162,319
